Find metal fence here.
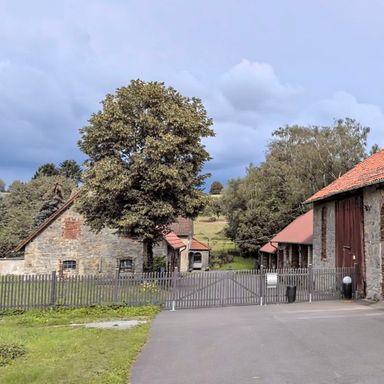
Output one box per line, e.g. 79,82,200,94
0,266,356,311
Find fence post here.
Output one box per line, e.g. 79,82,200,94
308,264,313,303
171,266,178,311
353,263,359,299
50,271,57,308
113,269,120,303
259,265,264,306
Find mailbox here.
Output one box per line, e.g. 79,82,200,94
266,273,278,288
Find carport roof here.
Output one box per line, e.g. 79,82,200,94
190,238,210,251
260,210,313,254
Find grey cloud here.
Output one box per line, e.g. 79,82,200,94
220,60,303,114
296,91,384,147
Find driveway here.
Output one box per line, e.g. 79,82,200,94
131,301,384,384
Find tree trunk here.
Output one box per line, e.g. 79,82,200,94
143,238,154,272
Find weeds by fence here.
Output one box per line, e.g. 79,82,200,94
0,266,356,311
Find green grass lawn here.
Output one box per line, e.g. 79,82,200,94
216,256,256,270
0,305,159,384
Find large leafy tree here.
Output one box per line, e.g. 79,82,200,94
209,181,223,194
78,80,214,270
0,179,5,192
222,118,371,256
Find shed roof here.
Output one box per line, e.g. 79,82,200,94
190,237,210,251
260,210,313,254
305,150,384,204
164,231,185,250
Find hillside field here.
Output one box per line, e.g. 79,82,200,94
193,216,255,270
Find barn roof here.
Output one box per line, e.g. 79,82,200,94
190,237,210,251
305,150,384,204
260,210,313,254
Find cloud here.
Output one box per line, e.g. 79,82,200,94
296,91,384,146
220,59,303,114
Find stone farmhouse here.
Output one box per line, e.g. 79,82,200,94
0,192,210,276
305,150,384,299
260,210,313,269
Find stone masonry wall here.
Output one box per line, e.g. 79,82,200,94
0,258,25,275
23,205,144,275
313,200,336,268
363,186,384,299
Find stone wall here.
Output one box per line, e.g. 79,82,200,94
313,200,336,268
179,238,190,272
23,205,144,275
0,258,25,275
363,186,384,299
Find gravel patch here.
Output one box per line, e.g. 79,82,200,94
71,320,147,330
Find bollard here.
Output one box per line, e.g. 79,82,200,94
342,276,353,299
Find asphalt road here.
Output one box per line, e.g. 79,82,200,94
131,301,384,384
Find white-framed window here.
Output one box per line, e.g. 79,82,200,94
119,258,134,272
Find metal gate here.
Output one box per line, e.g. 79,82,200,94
166,267,356,309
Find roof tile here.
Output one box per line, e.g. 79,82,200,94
260,210,313,254
305,150,384,203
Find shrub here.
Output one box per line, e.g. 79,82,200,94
152,256,167,272
0,343,26,366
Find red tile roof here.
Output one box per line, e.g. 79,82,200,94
260,242,278,254
164,231,185,250
260,210,313,254
305,150,384,204
190,237,210,251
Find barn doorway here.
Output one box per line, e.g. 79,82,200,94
335,194,365,293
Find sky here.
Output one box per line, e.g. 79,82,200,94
1,0,384,188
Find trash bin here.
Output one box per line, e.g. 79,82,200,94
286,285,297,303
342,276,353,299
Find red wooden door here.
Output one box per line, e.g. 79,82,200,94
335,194,365,291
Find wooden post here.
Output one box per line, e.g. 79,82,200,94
354,263,359,299
308,264,313,303
171,266,179,311
299,245,302,268
283,246,288,268
260,264,264,306
50,271,57,308
288,245,293,268
308,245,312,265
113,269,120,303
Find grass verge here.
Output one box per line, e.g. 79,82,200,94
0,305,159,384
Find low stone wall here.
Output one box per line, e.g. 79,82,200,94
0,258,25,275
